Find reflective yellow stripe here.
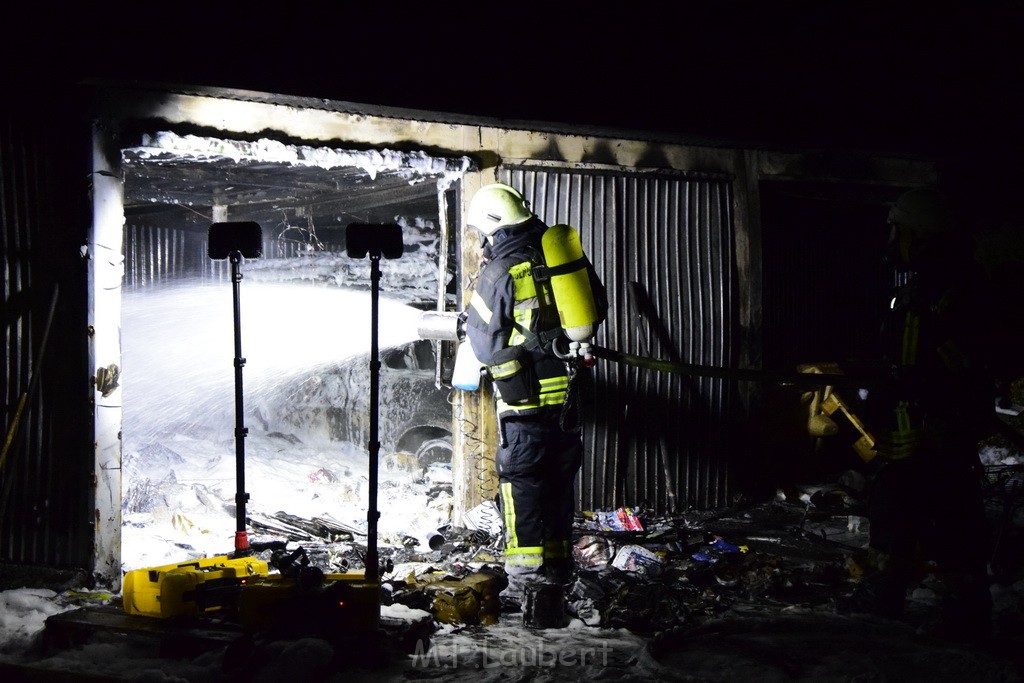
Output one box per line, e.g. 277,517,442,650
500,482,544,565
470,291,492,324
496,374,570,413
877,436,918,460
500,483,517,547
496,390,568,415
878,400,920,459
505,549,544,567
490,359,521,379
544,540,570,559
895,401,912,434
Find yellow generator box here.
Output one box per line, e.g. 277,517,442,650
123,555,269,619
237,572,380,635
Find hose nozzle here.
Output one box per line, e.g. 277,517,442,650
416,311,464,341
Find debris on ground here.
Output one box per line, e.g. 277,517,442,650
226,463,1024,646
7,464,1024,682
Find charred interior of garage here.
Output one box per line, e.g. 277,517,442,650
2,54,1024,680
118,134,465,463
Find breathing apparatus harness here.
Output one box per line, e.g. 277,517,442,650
484,221,600,433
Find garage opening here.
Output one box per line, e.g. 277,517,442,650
118,132,467,571
754,179,904,492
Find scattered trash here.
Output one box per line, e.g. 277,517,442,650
606,581,692,633
691,536,749,564
585,507,645,532
308,468,338,483
424,529,446,551
573,535,615,569
461,500,503,536
416,569,507,626
234,489,887,639
566,572,606,626
612,544,665,576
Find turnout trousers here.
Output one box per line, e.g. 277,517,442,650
496,412,583,598
866,438,992,631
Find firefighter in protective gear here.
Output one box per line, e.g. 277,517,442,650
855,186,996,639
464,183,608,607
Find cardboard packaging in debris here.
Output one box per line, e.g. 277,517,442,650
418,570,508,626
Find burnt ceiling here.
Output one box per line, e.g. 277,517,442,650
121,145,459,238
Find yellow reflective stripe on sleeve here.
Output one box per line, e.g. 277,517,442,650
470,291,492,324
490,359,521,379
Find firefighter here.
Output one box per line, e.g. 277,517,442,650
854,187,996,640
463,183,607,609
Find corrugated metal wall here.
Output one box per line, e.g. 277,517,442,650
1,108,92,573
500,167,740,513
123,224,340,288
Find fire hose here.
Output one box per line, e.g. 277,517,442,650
416,310,863,391
586,344,862,390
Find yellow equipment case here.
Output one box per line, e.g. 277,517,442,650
122,555,270,619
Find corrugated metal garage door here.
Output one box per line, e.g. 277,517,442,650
500,167,739,512
1,110,92,573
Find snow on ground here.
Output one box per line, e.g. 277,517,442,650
4,583,1024,681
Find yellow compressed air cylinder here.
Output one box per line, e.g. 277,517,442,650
541,224,599,342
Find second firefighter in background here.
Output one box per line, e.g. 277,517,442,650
464,183,608,606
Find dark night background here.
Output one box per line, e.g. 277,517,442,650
5,3,1023,171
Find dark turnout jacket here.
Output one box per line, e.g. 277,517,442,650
465,218,607,419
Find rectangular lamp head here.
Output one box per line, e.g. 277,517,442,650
346,223,404,259
208,222,263,260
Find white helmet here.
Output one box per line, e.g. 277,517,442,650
467,183,533,236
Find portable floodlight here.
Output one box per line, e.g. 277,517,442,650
346,222,403,583
208,221,263,555
345,222,404,260
208,221,263,260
